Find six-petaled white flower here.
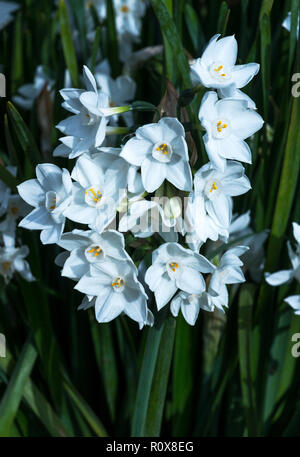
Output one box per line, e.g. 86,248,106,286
75,257,151,325
199,91,264,170
145,242,214,310
17,164,72,244
120,117,192,193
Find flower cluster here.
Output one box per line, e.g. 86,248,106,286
17,34,265,327
265,222,300,315
0,167,34,284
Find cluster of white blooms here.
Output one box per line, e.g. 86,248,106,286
265,222,300,315
17,34,265,327
0,167,35,284
86,0,147,61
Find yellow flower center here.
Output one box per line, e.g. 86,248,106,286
49,197,56,211
120,5,130,13
214,64,227,77
156,143,168,155
88,246,102,258
217,120,228,133
169,262,179,273
210,182,218,193
112,277,123,288
85,188,102,203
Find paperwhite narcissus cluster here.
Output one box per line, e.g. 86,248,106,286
0,167,34,284
17,35,268,327
265,222,300,315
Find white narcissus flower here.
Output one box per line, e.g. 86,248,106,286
56,66,130,157
13,65,54,110
75,258,151,326
265,222,300,286
193,161,251,229
64,154,125,233
114,0,146,38
170,290,215,326
0,195,30,247
17,164,72,244
170,245,248,325
145,242,214,310
227,211,269,282
199,91,264,170
0,245,35,284
95,60,136,126
191,34,260,93
120,117,192,193
56,229,131,281
119,198,184,242
185,161,250,248
209,246,249,310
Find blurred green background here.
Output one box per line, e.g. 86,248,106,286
0,0,299,437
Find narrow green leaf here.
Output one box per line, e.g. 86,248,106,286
131,310,166,437
106,0,120,77
63,380,109,437
217,1,230,36
265,95,300,270
7,101,41,166
0,338,37,437
90,321,118,423
150,0,192,89
11,12,23,94
172,314,194,435
0,165,18,191
59,0,79,87
238,284,258,436
144,315,176,437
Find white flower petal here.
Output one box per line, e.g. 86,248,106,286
17,179,44,207
141,157,166,193
265,269,293,286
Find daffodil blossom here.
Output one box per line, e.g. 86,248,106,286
265,222,300,286
170,245,248,324
226,211,268,282
17,164,72,244
56,66,130,157
0,244,35,284
0,195,29,247
170,289,215,326
185,161,250,248
193,161,251,228
56,229,132,281
75,258,150,325
209,246,249,311
95,59,136,126
13,65,54,110
191,34,260,92
198,91,264,170
119,198,184,242
120,117,192,193
145,242,214,310
63,154,125,232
